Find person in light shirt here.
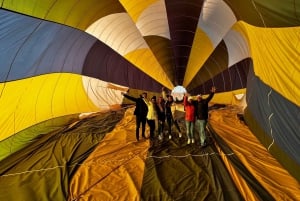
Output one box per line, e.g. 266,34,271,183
144,96,158,141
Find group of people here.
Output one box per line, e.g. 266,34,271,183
183,86,216,147
122,87,181,142
122,86,216,148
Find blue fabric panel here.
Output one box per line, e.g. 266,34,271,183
246,66,300,165
0,9,163,92
0,9,96,82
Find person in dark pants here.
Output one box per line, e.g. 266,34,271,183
122,92,148,141
157,96,166,140
162,87,182,139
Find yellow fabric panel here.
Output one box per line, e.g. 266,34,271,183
214,143,260,201
207,88,246,105
120,0,157,22
69,107,150,201
209,107,300,201
234,22,300,106
125,48,174,89
0,73,98,141
183,27,214,87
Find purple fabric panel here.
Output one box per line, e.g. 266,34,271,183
189,58,250,94
82,41,162,92
228,59,250,89
165,0,204,85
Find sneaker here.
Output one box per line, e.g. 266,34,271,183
191,138,195,144
178,132,182,138
169,135,172,139
158,135,163,140
187,138,191,144
201,142,207,148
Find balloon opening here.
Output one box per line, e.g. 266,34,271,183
171,85,186,101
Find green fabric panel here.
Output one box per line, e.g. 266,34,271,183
0,110,124,201
244,107,300,182
224,0,300,27
254,0,300,26
2,0,125,30
141,111,242,201
0,114,79,161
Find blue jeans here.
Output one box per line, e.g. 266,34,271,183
185,121,194,139
196,119,207,145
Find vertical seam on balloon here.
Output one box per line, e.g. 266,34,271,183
65,0,81,26
236,64,244,90
0,20,43,137
221,69,227,91
294,0,300,22
43,0,59,20
267,113,274,151
250,0,266,27
227,65,233,91
267,90,274,151
63,29,86,112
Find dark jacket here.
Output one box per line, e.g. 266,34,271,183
157,100,166,121
195,92,214,120
123,94,148,117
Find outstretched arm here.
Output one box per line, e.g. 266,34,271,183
122,92,138,102
210,86,216,93
206,86,216,102
162,87,168,100
183,93,189,106
143,98,150,106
